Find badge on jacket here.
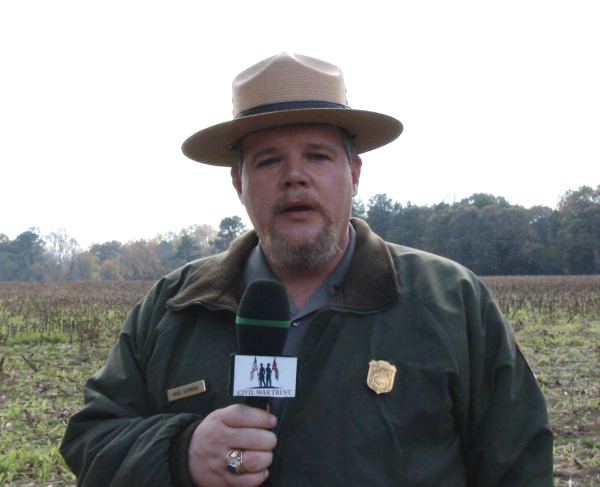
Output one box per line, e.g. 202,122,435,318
367,360,397,394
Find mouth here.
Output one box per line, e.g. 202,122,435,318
278,200,317,215
281,204,314,214
273,199,322,222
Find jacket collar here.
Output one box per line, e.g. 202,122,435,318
166,218,401,313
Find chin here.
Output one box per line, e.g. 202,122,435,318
275,222,324,244
285,231,323,246
261,222,341,270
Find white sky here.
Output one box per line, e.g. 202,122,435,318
1,1,599,248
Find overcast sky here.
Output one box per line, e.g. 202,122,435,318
2,1,598,248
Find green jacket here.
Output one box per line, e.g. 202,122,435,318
61,219,553,486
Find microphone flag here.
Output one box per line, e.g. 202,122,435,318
229,280,297,400
230,355,297,397
250,357,258,380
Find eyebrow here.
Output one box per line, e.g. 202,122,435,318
248,147,277,161
305,142,337,152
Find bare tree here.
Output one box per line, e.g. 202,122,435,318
44,228,80,280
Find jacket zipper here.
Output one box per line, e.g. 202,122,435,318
269,303,394,486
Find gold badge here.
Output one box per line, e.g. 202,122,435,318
367,360,397,394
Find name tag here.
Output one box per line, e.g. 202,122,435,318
167,380,206,402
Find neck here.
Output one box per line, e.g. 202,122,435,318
265,226,350,310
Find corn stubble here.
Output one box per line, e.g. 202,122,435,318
1,277,599,485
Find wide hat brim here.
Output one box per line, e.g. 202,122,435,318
182,108,403,167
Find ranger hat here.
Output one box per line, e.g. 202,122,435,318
181,52,403,166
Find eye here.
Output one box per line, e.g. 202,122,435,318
307,152,331,161
255,157,279,168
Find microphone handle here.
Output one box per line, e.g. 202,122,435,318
246,397,269,410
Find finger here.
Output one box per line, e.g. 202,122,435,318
230,427,277,452
221,404,277,429
236,450,273,474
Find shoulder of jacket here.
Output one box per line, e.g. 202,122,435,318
120,253,230,343
150,253,228,303
384,241,485,300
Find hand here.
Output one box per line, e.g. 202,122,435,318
188,404,278,487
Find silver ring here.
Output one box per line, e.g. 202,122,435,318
226,449,245,475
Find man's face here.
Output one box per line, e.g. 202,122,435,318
231,124,361,268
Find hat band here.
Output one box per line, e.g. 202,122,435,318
235,100,350,119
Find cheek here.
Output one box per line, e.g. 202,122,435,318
329,175,354,202
240,178,258,208
242,185,271,219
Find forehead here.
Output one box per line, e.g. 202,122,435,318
240,124,345,153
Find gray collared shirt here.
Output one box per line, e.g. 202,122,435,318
242,224,356,358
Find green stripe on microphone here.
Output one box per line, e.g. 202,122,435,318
235,316,292,328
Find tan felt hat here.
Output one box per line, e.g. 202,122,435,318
182,52,403,166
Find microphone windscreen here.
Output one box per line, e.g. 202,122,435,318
236,280,291,356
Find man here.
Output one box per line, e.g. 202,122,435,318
61,52,553,486
265,364,272,388
259,363,265,388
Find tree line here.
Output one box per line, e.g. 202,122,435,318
352,185,599,275
0,216,247,282
1,185,598,281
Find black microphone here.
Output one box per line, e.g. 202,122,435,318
237,280,291,356
229,280,293,409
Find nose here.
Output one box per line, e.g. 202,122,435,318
281,155,309,189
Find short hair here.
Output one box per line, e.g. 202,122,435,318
231,126,357,175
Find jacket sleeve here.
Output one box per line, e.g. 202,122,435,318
60,279,202,487
458,278,554,487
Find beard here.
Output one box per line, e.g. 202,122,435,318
261,200,342,270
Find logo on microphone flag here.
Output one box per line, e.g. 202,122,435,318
231,355,297,397
250,357,258,380
273,358,279,381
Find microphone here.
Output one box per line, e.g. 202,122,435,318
229,280,297,408
236,279,291,356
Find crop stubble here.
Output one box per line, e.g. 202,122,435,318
0,277,599,486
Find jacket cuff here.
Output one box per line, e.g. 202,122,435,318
170,419,203,487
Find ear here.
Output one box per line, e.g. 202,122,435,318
231,166,244,205
351,156,362,197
